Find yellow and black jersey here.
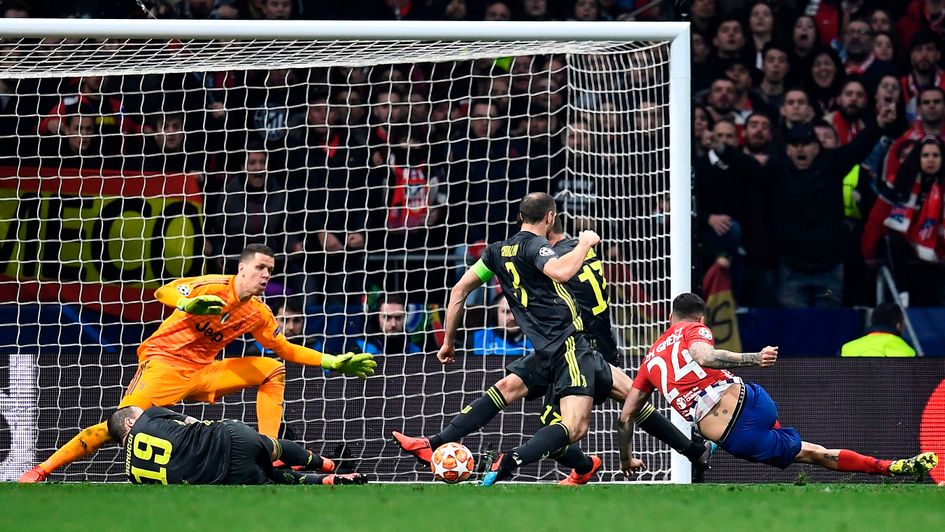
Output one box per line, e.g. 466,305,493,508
553,237,617,364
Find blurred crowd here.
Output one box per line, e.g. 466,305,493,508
3,0,945,317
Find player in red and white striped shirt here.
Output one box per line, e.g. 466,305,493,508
617,293,937,479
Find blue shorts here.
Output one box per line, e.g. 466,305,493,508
718,382,802,469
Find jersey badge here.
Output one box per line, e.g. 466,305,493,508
177,284,192,297
698,328,713,341
539,246,554,257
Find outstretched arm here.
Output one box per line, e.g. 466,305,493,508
542,230,599,282
616,387,650,477
264,334,376,379
688,343,778,369
437,267,487,364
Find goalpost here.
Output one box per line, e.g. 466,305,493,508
0,19,691,483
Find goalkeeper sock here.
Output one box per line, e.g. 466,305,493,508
552,444,594,474
255,363,287,438
836,450,891,475
40,421,112,473
431,386,507,449
635,403,703,461
506,423,571,472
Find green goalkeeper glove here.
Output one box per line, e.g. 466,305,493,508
321,352,377,379
176,295,226,315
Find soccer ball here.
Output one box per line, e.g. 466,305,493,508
430,442,475,484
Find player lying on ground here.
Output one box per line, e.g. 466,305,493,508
617,293,939,479
21,244,376,482
107,406,368,485
394,217,710,484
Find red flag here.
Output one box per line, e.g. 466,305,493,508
702,262,742,351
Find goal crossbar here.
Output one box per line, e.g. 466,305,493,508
0,18,692,483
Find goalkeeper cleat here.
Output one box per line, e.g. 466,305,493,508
18,465,50,483
888,452,939,477
321,473,369,485
392,431,433,466
480,451,513,487
559,455,602,486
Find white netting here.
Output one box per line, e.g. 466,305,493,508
0,30,679,482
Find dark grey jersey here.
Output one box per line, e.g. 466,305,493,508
123,407,231,485
480,230,583,355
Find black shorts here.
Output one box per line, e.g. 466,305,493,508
505,353,550,401
222,421,274,485
547,334,613,405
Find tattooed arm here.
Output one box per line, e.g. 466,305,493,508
688,343,779,369
616,388,649,477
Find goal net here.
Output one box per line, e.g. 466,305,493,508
0,19,691,482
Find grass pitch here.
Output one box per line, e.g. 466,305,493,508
3,482,943,531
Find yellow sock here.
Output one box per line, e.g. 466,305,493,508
256,365,286,437
40,421,112,473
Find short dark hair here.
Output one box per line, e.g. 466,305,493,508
549,213,565,235
240,243,275,263
245,140,267,154
672,293,706,321
272,296,303,315
518,192,556,224
841,75,867,93
762,42,788,58
919,86,945,101
377,292,406,309
783,86,811,101
745,111,772,125
107,406,139,443
871,302,903,329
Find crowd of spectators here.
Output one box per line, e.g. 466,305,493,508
688,0,945,308
3,1,945,362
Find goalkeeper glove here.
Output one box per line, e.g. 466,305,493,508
321,352,377,379
177,295,226,315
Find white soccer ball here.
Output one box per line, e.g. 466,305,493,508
430,442,475,484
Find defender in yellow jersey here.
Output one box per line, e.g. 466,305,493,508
20,244,376,483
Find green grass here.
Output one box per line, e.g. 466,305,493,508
3,483,943,531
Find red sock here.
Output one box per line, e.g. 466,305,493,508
836,450,892,475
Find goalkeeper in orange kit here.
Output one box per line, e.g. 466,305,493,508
20,243,376,482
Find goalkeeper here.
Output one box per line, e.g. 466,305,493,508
20,244,376,482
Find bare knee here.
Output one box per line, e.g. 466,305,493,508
608,365,632,402
495,374,528,403
795,442,826,464
563,420,589,442
560,396,593,442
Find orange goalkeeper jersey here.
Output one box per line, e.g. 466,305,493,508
138,275,291,368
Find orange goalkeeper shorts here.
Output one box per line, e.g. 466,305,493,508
119,356,284,409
